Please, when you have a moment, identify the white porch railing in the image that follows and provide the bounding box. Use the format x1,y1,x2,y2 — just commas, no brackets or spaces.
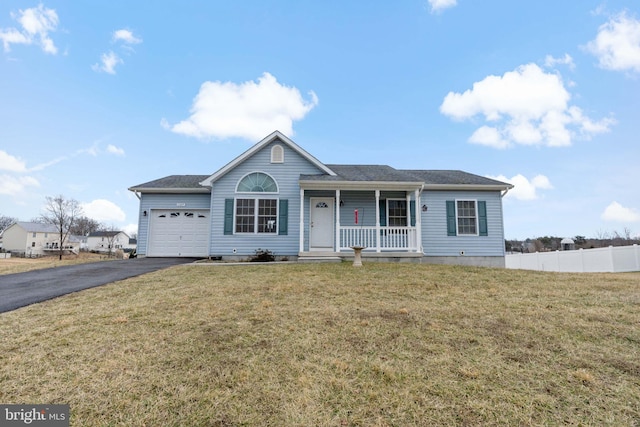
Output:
339,226,418,252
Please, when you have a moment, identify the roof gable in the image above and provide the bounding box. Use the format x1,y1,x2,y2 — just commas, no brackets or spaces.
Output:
200,130,336,187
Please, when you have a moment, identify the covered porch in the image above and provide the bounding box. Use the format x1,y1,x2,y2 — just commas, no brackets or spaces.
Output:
297,171,424,260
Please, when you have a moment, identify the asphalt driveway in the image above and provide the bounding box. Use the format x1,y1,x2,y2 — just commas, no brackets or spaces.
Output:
0,257,199,313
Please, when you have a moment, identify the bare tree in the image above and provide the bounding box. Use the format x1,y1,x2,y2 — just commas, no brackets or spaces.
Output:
0,214,18,233
41,195,83,260
101,225,120,258
70,216,103,236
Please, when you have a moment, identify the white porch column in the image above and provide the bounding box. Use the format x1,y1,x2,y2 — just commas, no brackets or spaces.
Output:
299,188,305,253
414,189,422,253
335,189,341,252
375,190,381,253
405,192,412,251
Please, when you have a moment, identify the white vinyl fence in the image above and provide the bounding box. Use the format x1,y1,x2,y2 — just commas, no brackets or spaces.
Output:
506,245,640,273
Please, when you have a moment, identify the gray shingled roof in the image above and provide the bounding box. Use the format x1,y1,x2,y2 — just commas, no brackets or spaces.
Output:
301,165,422,182
88,231,126,238
403,170,510,186
15,222,59,233
132,167,511,192
129,175,210,190
301,165,511,187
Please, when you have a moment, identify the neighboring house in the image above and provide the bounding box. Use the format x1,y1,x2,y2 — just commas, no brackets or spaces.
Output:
129,131,513,267
1,222,80,256
126,238,137,252
86,231,132,253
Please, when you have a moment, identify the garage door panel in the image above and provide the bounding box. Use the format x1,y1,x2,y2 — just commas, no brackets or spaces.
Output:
148,210,209,257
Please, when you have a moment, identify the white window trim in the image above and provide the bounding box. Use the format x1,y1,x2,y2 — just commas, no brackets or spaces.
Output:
235,171,279,194
234,197,280,235
455,199,479,236
386,198,408,227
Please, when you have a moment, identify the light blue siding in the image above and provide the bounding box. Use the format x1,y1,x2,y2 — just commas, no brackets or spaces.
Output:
137,193,211,255
421,190,505,257
209,139,325,256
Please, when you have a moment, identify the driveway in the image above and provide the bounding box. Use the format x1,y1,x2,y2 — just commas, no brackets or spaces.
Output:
0,257,199,313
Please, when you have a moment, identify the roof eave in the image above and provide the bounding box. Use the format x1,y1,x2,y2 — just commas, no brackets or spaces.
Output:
299,180,424,191
423,184,514,191
127,187,211,194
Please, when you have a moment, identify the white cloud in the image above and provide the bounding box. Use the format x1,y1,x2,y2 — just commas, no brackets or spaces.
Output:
601,201,640,222
0,150,27,172
0,4,59,54
469,126,509,149
428,0,457,13
544,53,575,70
92,51,122,74
487,174,553,201
167,72,319,141
81,199,126,222
93,29,142,74
113,29,142,45
586,12,640,73
106,144,125,156
0,174,39,195
440,63,614,148
122,223,138,237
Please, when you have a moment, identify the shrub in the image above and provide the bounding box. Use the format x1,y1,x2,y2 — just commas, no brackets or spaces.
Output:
250,248,275,262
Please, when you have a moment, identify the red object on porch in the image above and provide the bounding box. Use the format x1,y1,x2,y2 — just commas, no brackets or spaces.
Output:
354,209,358,224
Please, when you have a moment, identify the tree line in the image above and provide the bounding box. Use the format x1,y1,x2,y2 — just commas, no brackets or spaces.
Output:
506,228,640,253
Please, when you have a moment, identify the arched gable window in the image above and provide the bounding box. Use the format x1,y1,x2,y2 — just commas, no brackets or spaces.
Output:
236,172,278,193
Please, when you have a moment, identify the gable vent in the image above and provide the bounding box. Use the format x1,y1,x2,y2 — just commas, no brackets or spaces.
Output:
271,144,284,163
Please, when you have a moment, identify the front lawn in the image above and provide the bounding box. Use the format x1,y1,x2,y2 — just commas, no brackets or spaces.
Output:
0,253,110,275
0,263,638,426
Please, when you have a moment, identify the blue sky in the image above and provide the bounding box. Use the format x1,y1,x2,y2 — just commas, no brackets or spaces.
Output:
1,0,639,239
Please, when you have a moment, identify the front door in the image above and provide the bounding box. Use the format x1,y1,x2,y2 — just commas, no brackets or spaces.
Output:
310,197,334,251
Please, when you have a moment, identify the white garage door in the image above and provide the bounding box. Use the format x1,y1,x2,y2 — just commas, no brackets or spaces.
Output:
148,209,210,257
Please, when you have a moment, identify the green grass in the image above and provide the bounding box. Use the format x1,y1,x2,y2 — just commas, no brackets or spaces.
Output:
1,263,639,426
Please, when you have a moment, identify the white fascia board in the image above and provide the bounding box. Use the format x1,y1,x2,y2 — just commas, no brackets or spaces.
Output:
423,184,514,191
200,131,336,187
299,180,424,191
127,187,211,194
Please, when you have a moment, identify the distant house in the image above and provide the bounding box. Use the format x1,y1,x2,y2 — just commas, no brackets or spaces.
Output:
129,131,513,266
1,222,80,256
86,231,132,253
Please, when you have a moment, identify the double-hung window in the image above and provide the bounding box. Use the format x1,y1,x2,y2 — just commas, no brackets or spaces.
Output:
387,199,408,227
456,200,477,235
446,199,488,236
235,198,277,234
233,172,279,234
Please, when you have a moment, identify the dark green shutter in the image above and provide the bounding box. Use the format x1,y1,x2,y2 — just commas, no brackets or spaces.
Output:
278,199,288,235
410,200,416,227
478,201,488,236
378,199,386,226
446,200,456,236
224,199,234,235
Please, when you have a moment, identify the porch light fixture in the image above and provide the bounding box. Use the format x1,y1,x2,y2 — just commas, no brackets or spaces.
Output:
340,199,344,207
422,205,428,212
143,210,147,216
